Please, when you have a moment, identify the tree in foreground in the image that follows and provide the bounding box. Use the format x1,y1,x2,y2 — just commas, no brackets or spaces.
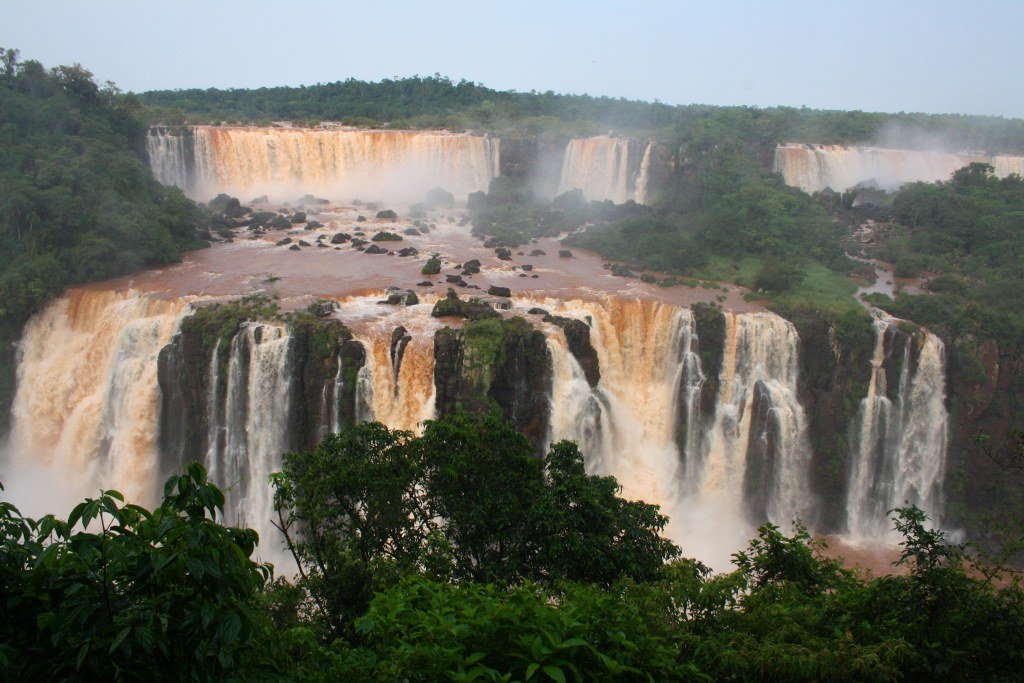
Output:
272,412,681,634
0,464,278,681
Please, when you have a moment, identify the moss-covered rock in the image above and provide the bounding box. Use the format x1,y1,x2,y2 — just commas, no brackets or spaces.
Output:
433,316,552,448
431,289,501,321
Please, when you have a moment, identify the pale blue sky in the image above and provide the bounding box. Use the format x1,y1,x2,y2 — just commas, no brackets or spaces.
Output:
2,0,1022,117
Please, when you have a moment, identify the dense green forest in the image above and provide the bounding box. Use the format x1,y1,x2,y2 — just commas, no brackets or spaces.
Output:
0,48,212,333
0,48,223,430
3,414,1023,681
138,75,1024,153
866,163,1024,346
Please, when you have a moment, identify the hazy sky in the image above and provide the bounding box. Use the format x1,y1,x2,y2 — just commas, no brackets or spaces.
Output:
3,0,1023,118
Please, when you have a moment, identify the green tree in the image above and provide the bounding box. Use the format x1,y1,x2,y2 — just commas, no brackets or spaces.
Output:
0,464,279,681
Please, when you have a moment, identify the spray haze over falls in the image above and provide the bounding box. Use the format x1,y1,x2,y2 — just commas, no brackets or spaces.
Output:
1,124,973,572
148,126,1024,204
4,285,950,570
146,126,653,204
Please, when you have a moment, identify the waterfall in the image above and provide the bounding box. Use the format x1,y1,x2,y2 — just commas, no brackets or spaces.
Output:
634,142,654,205
672,312,814,567
214,323,292,562
352,316,437,433
846,318,949,538
146,128,192,192
205,338,223,467
556,137,650,203
544,299,696,535
171,126,501,202
774,143,1024,193
3,290,187,512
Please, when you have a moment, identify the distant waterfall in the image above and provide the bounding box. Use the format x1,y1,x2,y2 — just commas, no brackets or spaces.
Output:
149,126,502,202
146,127,193,192
846,318,949,538
557,137,652,203
774,143,1024,193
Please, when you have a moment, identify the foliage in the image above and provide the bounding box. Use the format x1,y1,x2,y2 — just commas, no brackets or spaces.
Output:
137,75,1024,153
0,48,211,334
421,255,441,274
272,414,679,634
0,465,278,681
873,163,1024,346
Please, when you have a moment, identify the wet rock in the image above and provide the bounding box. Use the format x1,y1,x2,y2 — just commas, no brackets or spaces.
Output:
330,232,351,244
364,244,389,255
397,247,419,257
381,289,419,306
530,274,539,278
610,264,635,277
298,240,312,247
495,247,512,260
530,249,546,256
544,316,600,387
431,288,500,321
463,259,481,275
404,227,421,236
487,285,512,298
312,301,337,317
351,238,368,247
277,237,292,246
417,280,434,287
558,249,573,258
521,264,533,271
289,244,301,251
317,242,329,248
446,274,466,284
527,308,549,316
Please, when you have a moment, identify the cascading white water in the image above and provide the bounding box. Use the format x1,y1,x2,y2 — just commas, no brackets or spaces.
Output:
350,310,437,433
679,312,814,566
2,290,188,513
556,137,651,203
544,300,697,540
774,143,1024,193
846,318,949,538
157,126,502,202
214,323,292,563
146,128,192,191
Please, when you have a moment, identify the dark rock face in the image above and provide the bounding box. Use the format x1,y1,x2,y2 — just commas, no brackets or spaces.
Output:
558,249,573,258
330,232,350,244
365,244,389,255
157,312,366,478
790,310,874,532
543,315,600,388
431,289,501,321
463,259,481,275
946,338,1024,542
742,381,777,524
432,318,553,449
487,285,512,298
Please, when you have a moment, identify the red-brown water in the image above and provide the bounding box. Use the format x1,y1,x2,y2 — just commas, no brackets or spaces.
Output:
86,205,762,313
